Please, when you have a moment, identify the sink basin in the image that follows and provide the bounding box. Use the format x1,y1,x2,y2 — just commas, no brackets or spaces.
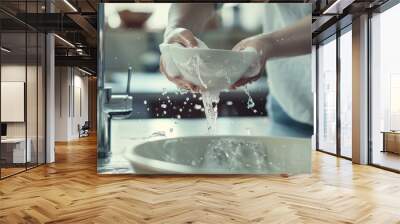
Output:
125,136,311,174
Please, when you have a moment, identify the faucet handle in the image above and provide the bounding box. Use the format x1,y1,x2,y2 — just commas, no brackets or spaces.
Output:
127,66,133,95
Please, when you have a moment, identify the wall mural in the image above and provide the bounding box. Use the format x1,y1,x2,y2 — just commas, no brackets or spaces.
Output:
97,3,313,175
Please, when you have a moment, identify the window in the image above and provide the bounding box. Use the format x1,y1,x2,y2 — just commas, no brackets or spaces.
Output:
317,36,337,154
370,3,400,171
339,28,352,158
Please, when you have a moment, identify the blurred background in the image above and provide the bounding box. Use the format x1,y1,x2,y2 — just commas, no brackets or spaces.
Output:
103,3,269,119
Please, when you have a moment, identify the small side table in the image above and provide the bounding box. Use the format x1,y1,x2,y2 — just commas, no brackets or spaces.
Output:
0,138,32,164
381,131,400,154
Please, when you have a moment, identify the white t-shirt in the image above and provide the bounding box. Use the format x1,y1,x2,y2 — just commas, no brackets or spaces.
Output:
263,3,313,125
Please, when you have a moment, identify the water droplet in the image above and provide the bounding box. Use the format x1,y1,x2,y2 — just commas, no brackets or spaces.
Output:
247,100,255,109
186,97,189,101
143,100,147,105
161,104,167,109
194,104,202,110
161,88,167,95
179,108,183,112
183,101,187,105
177,115,181,119
226,101,233,106
163,111,167,115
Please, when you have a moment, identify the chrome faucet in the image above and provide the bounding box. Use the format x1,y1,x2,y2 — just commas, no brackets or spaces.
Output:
98,67,134,159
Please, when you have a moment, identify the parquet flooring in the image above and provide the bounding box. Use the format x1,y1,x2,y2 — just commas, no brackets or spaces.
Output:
1,135,400,223
0,167,26,178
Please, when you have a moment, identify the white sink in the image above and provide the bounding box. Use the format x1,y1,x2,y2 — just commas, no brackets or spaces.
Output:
125,136,311,174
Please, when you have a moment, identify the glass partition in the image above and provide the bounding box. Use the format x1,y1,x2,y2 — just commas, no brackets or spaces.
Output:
0,1,46,179
0,30,28,178
27,30,38,169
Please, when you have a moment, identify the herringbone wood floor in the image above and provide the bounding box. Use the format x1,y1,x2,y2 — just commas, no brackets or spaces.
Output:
1,135,400,224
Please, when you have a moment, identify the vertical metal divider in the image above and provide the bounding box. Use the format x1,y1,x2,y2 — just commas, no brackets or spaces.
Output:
336,27,341,157
68,70,71,118
80,88,82,117
36,0,39,168
367,11,373,165
73,68,75,118
25,0,28,171
44,0,47,164
60,68,62,117
315,44,320,151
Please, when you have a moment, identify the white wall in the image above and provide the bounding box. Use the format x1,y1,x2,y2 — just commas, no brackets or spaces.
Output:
55,67,89,141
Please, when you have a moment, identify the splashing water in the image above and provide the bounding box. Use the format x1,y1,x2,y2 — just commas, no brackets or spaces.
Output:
176,53,256,134
243,86,255,109
201,90,220,134
188,55,221,134
160,138,269,172
203,138,268,171
162,88,168,96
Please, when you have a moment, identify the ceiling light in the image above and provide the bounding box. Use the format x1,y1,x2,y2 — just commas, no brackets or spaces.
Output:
323,0,354,15
63,0,78,12
78,67,92,76
54,34,75,48
1,47,11,53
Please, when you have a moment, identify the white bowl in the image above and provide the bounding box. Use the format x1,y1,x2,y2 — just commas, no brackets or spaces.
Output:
160,43,260,91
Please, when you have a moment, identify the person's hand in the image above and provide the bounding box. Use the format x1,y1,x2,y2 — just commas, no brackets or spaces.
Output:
160,28,202,92
164,27,199,48
230,34,270,89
